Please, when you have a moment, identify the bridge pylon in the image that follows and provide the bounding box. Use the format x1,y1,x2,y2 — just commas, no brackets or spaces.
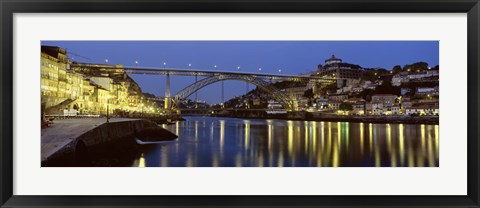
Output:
164,72,172,110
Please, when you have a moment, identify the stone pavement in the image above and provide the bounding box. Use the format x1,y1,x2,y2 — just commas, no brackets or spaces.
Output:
41,118,139,162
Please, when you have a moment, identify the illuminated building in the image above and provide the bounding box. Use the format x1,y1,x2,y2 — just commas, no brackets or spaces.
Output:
352,101,366,115
316,55,364,88
405,105,439,116
285,86,307,100
371,94,397,107
41,46,161,116
41,46,68,111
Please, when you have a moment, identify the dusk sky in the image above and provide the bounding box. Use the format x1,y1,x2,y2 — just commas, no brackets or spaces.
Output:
41,41,439,104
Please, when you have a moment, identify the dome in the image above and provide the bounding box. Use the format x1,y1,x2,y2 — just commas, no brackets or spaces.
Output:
325,54,342,64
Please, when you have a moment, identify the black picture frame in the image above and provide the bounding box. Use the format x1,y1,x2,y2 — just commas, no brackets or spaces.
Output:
1,0,479,207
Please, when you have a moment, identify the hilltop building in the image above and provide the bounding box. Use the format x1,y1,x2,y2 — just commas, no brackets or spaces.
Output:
316,55,364,88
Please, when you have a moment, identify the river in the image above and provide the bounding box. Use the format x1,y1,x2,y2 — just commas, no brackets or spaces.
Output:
131,116,439,167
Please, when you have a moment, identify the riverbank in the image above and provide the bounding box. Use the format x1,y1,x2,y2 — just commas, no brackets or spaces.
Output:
215,111,438,125
41,118,177,167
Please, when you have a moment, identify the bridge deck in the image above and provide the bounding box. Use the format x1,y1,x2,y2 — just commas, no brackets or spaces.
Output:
70,63,336,82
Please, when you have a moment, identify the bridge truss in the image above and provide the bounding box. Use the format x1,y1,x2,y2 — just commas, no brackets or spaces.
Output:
173,74,295,110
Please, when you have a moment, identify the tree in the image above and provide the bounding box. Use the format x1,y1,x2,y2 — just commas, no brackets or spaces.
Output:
318,83,337,96
375,81,401,96
224,98,240,108
358,89,375,102
403,62,429,72
143,92,156,98
339,102,353,111
392,65,402,74
363,68,387,81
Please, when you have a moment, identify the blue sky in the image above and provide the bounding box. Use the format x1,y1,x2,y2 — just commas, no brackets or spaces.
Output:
42,41,439,104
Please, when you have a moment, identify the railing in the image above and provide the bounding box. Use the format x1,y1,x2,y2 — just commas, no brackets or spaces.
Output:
45,114,101,120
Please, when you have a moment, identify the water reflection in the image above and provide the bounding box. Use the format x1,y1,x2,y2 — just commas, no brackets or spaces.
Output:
132,117,439,167
132,153,146,167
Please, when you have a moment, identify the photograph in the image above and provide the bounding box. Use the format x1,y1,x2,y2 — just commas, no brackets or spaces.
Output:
3,0,478,206
40,41,439,167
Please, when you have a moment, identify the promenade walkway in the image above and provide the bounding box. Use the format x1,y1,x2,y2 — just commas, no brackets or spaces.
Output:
41,118,138,162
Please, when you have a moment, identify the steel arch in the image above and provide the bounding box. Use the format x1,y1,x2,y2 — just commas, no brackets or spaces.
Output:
173,74,294,110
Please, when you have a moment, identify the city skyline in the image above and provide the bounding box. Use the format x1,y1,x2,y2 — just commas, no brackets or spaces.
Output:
40,41,440,167
41,41,439,104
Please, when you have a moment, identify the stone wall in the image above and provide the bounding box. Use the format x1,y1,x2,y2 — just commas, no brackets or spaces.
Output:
43,119,160,165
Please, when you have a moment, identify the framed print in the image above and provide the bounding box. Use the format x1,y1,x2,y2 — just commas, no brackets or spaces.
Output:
1,0,479,207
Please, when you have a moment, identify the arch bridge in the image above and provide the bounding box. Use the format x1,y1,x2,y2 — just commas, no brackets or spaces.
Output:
173,73,294,110
70,63,336,111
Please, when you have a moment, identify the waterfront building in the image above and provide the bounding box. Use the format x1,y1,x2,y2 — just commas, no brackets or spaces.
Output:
353,101,366,115
316,98,329,110
345,97,365,104
328,94,348,102
400,97,413,113
391,104,401,115
365,103,372,114
252,98,261,106
93,85,110,114
298,98,309,108
408,70,439,80
266,100,287,114
337,86,352,94
267,100,283,109
75,78,95,114
351,87,364,93
416,87,439,96
371,94,398,108
41,46,162,116
328,101,341,110
364,83,377,90
105,81,128,113
66,71,84,100
41,46,69,111
285,86,308,100
391,74,409,86
90,76,113,91
405,105,439,116
371,102,384,115
382,104,401,115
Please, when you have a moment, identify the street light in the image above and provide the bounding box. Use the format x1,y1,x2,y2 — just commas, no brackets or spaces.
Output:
163,62,166,69
105,58,109,63
278,69,282,74
259,68,262,71
214,65,217,70
106,95,111,123
188,63,192,69
237,66,241,70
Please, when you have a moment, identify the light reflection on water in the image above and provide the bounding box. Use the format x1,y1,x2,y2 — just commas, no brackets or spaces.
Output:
131,116,439,167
